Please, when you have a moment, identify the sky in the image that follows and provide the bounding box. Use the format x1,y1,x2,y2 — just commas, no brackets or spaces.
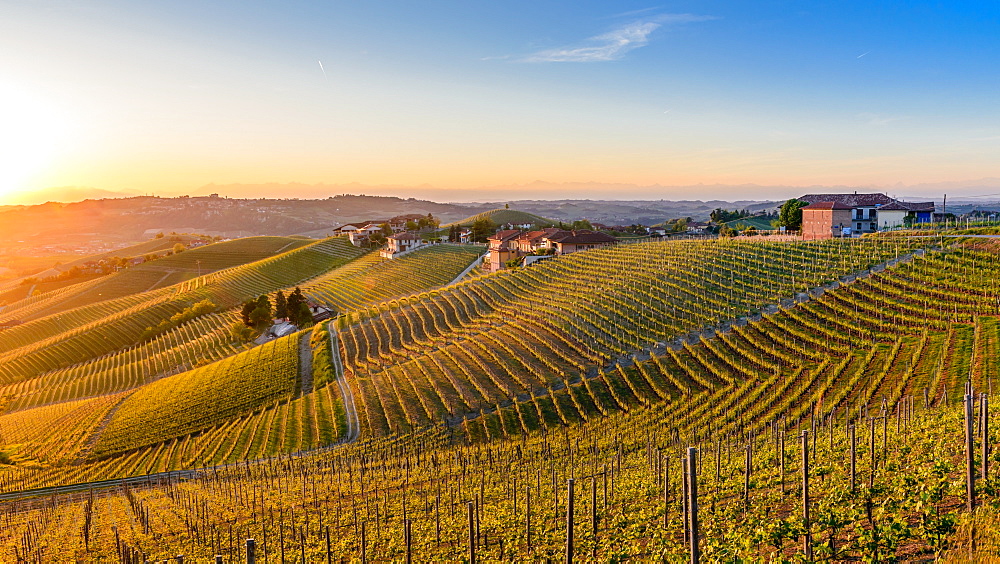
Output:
1,0,999,204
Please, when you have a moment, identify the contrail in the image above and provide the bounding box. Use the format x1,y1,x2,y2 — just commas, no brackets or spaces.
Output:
318,60,327,78
856,51,870,59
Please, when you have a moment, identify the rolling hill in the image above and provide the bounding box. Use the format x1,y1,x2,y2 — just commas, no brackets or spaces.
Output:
443,208,554,228
2,234,1000,561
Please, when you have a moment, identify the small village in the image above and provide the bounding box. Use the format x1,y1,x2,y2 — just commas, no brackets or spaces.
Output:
329,192,958,275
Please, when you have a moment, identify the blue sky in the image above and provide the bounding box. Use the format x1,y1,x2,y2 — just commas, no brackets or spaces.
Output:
1,0,999,202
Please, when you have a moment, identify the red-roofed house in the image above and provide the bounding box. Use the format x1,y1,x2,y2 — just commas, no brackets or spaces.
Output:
798,193,936,237
487,228,617,270
545,230,617,254
486,230,523,271
801,202,852,240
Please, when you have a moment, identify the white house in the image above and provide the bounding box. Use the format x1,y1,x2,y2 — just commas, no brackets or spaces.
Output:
380,232,425,259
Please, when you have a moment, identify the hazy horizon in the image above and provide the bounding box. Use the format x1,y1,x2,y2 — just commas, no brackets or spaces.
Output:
5,178,1000,208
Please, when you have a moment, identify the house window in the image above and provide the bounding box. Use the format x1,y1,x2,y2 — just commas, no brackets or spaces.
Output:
856,223,862,230
870,222,876,231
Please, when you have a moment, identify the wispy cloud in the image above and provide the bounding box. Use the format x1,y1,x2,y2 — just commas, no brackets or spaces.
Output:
520,14,713,63
858,113,908,126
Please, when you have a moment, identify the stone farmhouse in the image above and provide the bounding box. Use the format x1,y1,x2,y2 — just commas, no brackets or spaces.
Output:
800,193,935,240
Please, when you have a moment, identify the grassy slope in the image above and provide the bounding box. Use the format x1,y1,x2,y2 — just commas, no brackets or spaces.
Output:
442,208,553,228
91,332,303,457
0,236,365,386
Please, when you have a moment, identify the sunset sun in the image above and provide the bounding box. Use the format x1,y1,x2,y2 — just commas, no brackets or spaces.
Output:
0,84,72,202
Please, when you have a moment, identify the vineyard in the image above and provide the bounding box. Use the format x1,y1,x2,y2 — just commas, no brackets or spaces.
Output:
0,242,484,473
442,208,553,228
0,384,996,561
2,235,1000,559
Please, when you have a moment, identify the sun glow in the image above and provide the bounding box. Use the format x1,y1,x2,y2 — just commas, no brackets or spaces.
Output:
0,83,73,202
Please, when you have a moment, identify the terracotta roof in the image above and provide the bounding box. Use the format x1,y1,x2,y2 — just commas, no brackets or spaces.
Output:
388,231,421,240
518,230,550,243
878,201,935,212
802,201,852,210
487,229,522,242
548,230,617,244
798,193,895,207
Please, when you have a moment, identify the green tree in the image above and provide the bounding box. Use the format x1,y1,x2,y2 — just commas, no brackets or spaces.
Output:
249,306,271,329
274,290,288,319
405,219,419,231
172,243,186,254
380,223,393,236
287,287,311,326
470,218,497,242
240,300,256,327
571,219,593,230
777,199,808,230
249,295,272,329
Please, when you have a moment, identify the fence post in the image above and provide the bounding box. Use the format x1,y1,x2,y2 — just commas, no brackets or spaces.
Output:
468,502,476,564
849,425,856,492
361,522,367,564
404,518,412,564
966,394,976,511
565,478,575,564
802,430,812,560
526,486,532,551
982,394,990,482
663,454,670,528
246,538,257,564
780,431,786,494
687,447,700,564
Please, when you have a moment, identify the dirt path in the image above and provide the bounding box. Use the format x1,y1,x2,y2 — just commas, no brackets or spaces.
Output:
328,320,360,443
298,332,313,396
74,392,135,464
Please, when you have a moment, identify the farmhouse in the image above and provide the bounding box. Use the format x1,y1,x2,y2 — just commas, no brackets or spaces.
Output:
799,193,935,239
380,231,426,259
487,228,617,271
309,304,336,322
801,202,852,240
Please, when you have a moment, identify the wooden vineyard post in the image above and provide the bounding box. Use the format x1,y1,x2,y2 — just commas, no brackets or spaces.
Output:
780,431,786,495
687,447,700,564
682,454,689,539
566,478,575,564
404,518,412,564
982,394,990,482
361,522,368,564
326,526,332,564
591,474,598,559
715,438,721,482
663,454,670,528
468,502,476,564
849,425,857,493
743,444,751,510
868,419,876,489
245,539,255,564
801,430,812,560
966,394,976,511
526,486,532,552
